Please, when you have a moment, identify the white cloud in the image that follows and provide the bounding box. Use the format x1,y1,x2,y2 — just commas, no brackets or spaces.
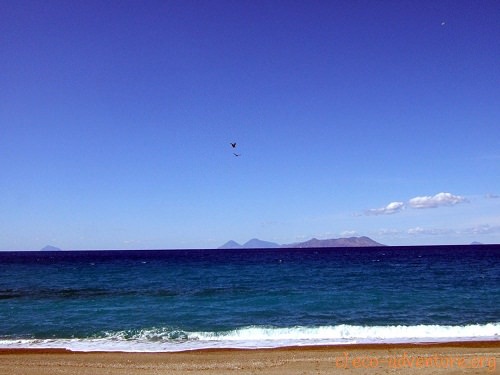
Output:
340,230,358,237
365,192,468,217
316,232,336,239
407,227,425,235
373,222,500,245
366,201,405,215
408,192,468,209
379,224,500,237
407,227,454,236
377,228,404,236
462,224,500,235
485,193,499,199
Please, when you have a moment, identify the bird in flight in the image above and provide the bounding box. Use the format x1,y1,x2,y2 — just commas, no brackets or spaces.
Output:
233,153,241,157
230,142,237,148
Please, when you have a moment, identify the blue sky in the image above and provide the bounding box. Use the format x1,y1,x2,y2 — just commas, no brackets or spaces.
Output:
1,0,499,250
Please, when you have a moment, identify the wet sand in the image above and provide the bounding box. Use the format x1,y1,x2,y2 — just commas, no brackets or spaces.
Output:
0,341,498,374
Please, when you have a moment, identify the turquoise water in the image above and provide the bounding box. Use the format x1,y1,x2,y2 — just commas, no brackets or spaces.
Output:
0,245,498,351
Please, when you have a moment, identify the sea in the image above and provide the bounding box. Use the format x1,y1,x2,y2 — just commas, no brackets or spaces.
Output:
0,245,498,352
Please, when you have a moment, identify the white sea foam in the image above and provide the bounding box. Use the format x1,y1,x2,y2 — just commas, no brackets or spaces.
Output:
0,324,498,352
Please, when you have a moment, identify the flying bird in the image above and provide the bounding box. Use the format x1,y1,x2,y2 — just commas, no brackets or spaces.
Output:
233,153,241,157
230,142,237,148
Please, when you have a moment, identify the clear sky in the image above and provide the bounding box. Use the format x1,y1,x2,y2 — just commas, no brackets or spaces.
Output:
1,0,499,250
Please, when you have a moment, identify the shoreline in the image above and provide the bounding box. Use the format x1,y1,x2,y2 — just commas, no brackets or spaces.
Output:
1,339,499,353
1,341,498,374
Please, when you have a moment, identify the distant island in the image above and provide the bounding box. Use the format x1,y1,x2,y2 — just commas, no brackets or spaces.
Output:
283,236,385,248
40,245,62,251
219,239,280,249
219,236,384,249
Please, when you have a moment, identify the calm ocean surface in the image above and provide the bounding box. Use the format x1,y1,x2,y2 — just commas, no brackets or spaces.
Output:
0,245,498,351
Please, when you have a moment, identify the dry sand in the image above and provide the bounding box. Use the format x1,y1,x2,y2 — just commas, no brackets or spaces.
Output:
0,341,498,375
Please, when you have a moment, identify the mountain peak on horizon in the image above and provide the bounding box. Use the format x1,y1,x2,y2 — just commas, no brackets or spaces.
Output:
218,240,242,249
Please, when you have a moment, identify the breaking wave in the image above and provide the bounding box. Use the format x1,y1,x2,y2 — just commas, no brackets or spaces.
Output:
1,323,498,352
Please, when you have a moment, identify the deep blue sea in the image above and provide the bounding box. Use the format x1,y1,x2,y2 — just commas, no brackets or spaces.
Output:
0,245,499,351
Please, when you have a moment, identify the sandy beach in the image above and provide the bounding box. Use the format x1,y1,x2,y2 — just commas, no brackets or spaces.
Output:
0,341,498,375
